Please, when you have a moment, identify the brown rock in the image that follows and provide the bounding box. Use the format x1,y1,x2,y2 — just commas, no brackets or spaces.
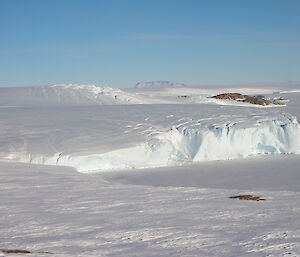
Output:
230,194,265,201
1,249,31,254
209,93,283,106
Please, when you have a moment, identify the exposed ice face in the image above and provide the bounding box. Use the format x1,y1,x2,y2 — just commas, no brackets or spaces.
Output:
153,113,300,163
1,104,299,172
60,111,300,172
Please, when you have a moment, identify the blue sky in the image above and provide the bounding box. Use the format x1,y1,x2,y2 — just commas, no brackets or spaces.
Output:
0,0,299,88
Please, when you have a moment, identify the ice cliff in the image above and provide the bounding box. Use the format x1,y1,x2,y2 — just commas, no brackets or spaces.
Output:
1,100,300,172
153,113,300,163
22,111,300,172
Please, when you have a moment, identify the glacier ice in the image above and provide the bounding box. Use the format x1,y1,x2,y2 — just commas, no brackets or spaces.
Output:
20,112,300,172
153,113,300,163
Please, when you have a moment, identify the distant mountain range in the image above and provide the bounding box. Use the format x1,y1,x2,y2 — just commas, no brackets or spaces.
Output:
135,81,187,89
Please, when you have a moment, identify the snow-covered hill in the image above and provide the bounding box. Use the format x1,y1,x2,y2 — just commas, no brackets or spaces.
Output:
0,84,147,106
135,81,187,89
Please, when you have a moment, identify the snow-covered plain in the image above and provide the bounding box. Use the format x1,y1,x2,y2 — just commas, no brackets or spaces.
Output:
0,84,300,256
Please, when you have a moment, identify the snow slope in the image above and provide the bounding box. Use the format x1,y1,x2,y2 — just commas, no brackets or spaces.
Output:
0,84,148,106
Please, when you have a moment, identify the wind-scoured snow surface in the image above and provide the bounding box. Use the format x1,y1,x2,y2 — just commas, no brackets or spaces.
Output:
0,104,299,172
1,161,300,257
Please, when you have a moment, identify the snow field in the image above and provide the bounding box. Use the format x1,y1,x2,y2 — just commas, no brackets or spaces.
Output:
0,162,299,257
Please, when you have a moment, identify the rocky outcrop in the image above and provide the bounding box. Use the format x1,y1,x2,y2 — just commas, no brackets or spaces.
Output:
229,195,265,201
209,93,283,106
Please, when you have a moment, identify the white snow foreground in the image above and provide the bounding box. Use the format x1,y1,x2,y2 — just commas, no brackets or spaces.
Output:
1,104,300,172
1,162,299,257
